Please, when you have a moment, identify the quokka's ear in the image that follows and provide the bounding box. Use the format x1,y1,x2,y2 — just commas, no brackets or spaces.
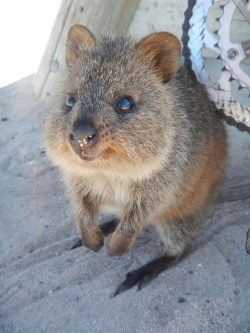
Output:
138,32,181,82
65,25,95,67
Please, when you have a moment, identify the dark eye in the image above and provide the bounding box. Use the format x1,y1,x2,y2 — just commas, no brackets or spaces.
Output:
66,95,76,108
115,96,135,113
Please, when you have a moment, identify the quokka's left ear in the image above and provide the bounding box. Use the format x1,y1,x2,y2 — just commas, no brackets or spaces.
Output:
65,25,95,67
138,32,181,82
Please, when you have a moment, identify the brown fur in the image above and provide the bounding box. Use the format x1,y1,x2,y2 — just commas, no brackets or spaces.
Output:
138,32,181,82
43,25,227,261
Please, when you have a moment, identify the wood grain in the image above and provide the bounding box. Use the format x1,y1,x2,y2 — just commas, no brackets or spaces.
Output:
33,0,140,102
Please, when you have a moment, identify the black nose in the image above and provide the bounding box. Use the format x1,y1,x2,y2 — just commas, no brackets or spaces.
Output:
69,122,98,147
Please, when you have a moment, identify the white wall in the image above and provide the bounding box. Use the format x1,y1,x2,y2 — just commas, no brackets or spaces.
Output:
0,0,61,88
128,0,185,39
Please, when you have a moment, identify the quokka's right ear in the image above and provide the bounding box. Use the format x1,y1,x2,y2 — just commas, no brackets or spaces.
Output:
65,25,95,67
138,32,181,82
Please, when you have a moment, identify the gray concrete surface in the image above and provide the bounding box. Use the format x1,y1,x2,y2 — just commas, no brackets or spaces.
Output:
0,75,249,333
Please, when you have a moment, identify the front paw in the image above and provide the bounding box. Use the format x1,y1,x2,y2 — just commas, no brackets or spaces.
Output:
80,227,104,252
107,231,136,256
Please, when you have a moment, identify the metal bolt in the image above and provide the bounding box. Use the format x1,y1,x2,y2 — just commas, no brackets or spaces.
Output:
227,48,239,60
50,60,60,73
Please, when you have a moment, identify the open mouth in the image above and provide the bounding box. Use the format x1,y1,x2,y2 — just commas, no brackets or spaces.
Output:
78,152,98,161
70,144,100,162
68,139,103,162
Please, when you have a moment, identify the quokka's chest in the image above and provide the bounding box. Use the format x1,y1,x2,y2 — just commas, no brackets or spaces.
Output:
86,175,132,209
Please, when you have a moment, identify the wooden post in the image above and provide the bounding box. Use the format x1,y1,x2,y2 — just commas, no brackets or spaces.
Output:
33,0,140,102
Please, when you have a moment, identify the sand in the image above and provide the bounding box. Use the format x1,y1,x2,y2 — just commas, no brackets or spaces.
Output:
0,75,250,333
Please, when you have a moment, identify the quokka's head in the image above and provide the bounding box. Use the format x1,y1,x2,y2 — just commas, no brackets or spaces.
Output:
43,25,181,179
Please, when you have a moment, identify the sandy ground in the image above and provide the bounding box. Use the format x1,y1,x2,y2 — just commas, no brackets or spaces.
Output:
0,75,250,333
